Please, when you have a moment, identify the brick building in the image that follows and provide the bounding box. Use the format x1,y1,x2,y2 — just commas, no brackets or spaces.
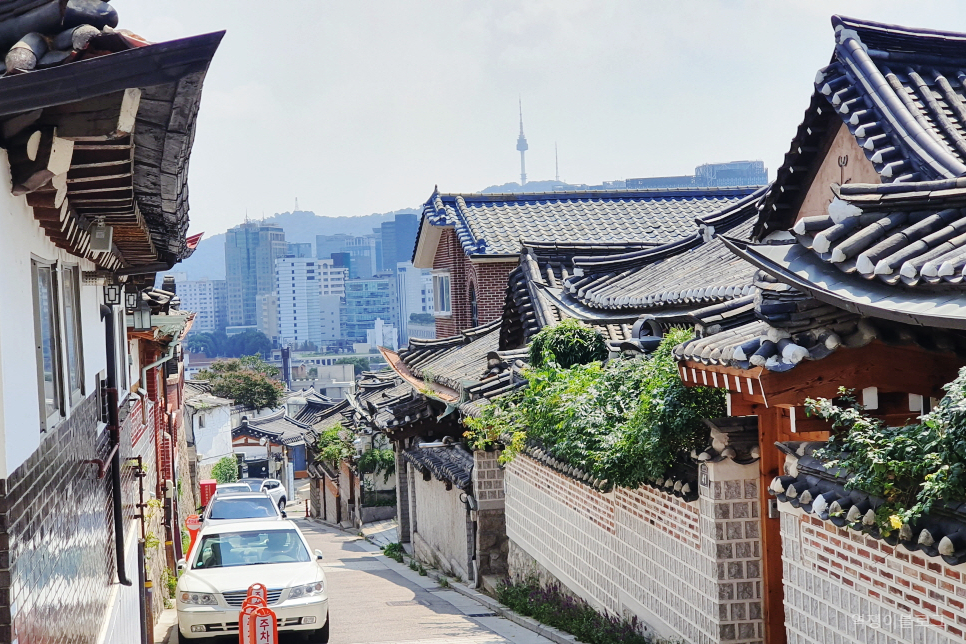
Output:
412,187,762,338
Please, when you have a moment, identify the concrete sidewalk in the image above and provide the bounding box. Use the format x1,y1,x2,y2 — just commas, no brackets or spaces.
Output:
153,609,177,644
360,518,398,548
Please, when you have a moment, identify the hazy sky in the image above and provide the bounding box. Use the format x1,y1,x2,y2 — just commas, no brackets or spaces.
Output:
113,1,966,236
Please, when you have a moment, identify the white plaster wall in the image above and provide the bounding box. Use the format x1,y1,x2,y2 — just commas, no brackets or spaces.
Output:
194,406,233,464
0,150,105,477
412,475,470,579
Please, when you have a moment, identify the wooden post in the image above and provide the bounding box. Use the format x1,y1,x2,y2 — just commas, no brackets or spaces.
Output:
759,406,788,644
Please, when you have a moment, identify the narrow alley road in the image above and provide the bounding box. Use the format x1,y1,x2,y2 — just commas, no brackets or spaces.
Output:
296,519,553,644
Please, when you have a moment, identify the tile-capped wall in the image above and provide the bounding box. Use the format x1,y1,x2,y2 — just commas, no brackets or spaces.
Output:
505,453,765,644
780,505,966,644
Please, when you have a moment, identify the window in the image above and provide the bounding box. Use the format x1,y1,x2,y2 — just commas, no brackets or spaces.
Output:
432,273,451,316
469,283,478,327
32,259,63,430
198,414,205,429
61,265,84,402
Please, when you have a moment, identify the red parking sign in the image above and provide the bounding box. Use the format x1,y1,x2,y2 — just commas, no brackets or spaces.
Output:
249,607,278,644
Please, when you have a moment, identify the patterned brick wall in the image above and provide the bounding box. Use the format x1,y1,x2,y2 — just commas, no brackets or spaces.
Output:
505,454,765,643
432,228,515,337
473,450,508,576
780,505,966,644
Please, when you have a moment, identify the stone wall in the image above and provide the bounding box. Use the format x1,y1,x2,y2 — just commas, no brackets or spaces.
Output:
779,505,966,644
473,450,508,577
505,454,765,644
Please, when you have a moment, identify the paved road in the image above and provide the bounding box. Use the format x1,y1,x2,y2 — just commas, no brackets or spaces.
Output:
296,519,553,644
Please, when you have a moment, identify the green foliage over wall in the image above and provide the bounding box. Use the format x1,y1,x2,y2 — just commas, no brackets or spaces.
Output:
527,318,609,369
197,355,284,410
211,456,239,484
465,328,724,489
336,356,371,376
315,427,354,464
358,448,396,483
185,330,272,358
807,370,966,533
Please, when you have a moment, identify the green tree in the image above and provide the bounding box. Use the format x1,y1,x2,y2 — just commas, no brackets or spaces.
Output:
409,312,435,325
336,356,370,376
211,456,238,483
224,330,272,358
197,356,283,410
185,331,228,357
528,319,609,369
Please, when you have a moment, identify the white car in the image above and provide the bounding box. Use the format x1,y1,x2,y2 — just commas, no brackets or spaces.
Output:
237,478,288,511
176,520,328,642
212,483,251,497
201,492,284,526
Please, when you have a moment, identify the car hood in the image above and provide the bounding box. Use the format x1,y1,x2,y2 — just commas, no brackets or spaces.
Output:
180,562,322,594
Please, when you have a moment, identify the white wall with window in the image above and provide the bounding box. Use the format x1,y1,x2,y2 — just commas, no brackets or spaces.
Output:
432,271,451,317
0,151,108,477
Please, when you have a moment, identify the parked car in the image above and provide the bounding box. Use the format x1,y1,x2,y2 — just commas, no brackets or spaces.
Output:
237,477,288,511
176,520,328,642
201,492,284,526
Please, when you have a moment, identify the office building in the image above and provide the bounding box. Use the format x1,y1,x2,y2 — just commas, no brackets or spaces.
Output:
256,293,279,344
173,277,227,333
287,242,313,258
276,256,322,347
225,222,287,326
316,234,377,278
318,258,346,297
320,294,342,341
316,234,350,261
366,318,398,351
343,276,392,343
395,262,433,344
379,213,419,273
626,160,768,190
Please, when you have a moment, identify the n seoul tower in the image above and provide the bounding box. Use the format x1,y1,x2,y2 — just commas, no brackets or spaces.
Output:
516,99,528,185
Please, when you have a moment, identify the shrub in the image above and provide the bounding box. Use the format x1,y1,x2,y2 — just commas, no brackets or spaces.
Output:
528,319,608,368
807,370,966,533
358,447,396,483
211,456,238,484
498,577,652,644
382,542,404,563
465,329,723,488
315,427,354,463
197,356,283,410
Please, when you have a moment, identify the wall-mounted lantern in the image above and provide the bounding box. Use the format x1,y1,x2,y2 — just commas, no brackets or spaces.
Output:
103,284,121,306
132,301,153,332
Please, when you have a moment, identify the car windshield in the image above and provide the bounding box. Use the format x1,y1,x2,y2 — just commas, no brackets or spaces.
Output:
192,529,310,569
239,480,263,492
208,497,277,520
215,484,249,495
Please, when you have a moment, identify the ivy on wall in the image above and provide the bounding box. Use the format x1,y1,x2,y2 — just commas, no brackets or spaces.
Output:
464,327,724,489
807,371,966,533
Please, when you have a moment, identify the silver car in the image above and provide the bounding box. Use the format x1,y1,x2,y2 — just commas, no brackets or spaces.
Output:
202,492,284,526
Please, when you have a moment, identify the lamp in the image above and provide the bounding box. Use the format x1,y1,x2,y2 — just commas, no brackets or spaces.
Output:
125,291,139,311
90,219,113,252
132,301,152,332
103,284,121,306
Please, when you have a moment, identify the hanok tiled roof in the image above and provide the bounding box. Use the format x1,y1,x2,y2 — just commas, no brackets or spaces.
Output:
232,411,312,446
0,2,222,271
303,400,352,445
398,319,501,392
770,441,966,565
565,187,766,312
791,181,966,287
401,440,474,490
675,271,966,372
415,186,762,261
757,15,966,239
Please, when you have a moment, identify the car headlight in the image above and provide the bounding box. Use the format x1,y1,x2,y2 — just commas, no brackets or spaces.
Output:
180,592,218,606
288,582,324,599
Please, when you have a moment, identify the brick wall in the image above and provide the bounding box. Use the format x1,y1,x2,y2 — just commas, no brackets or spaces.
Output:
505,454,765,643
432,228,515,337
780,505,966,644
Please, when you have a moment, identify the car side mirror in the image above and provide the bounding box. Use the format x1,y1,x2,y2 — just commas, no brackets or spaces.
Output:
315,549,324,561
281,511,287,519
177,558,187,574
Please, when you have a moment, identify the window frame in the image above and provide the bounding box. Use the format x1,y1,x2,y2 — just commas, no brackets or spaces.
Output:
432,271,452,317
60,263,86,404
31,257,64,432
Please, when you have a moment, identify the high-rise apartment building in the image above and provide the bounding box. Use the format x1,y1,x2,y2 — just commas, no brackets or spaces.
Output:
225,222,287,326
343,276,392,343
276,256,322,346
318,258,346,297
173,277,228,333
320,295,341,341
